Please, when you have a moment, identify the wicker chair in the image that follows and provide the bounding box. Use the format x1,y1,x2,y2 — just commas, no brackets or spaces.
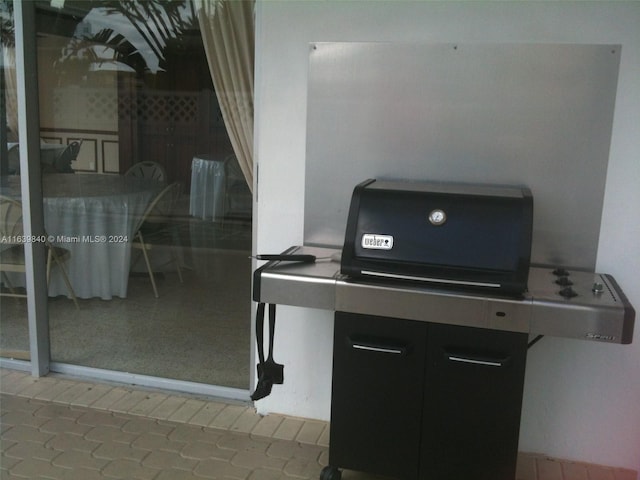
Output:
130,183,183,297
124,161,167,184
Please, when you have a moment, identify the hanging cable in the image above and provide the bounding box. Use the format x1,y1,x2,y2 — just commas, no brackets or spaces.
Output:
528,335,544,349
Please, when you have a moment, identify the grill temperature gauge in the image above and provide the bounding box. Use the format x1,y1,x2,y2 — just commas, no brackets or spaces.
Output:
428,209,447,226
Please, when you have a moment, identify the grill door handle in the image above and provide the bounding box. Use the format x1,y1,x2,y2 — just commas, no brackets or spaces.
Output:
350,338,407,356
445,351,510,367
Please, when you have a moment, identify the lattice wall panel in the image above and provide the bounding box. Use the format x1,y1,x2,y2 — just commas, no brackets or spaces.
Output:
118,92,200,124
50,88,118,130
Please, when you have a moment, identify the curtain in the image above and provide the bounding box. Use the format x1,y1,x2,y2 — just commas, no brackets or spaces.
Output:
194,0,255,192
2,46,18,142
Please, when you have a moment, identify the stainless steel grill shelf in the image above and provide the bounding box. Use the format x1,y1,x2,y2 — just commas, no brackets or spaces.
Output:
254,246,634,344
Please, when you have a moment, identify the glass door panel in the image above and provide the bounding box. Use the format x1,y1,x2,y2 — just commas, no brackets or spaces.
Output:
1,2,30,362
31,0,251,389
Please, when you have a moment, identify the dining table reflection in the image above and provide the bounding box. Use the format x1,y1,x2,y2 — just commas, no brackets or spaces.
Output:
1,174,163,299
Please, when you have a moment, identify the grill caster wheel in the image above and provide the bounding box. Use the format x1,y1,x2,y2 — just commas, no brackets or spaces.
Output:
320,466,342,480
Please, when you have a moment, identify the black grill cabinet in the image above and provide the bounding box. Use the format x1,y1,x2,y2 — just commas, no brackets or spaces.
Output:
327,312,528,480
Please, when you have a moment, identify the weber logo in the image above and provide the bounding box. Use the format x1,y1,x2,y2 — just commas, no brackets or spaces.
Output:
586,333,616,341
361,234,394,250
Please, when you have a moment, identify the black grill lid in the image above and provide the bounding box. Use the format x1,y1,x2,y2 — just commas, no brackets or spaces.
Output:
341,179,533,296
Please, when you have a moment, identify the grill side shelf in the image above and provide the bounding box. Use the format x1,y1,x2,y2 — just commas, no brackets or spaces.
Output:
253,249,634,344
252,246,300,302
528,270,635,344
604,274,635,344
253,246,340,310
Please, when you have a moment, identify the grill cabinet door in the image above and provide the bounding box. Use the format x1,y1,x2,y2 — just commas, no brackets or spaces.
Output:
330,312,427,479
420,324,528,480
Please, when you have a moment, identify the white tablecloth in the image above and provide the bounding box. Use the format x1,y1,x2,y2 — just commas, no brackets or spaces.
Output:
2,174,162,299
189,154,227,221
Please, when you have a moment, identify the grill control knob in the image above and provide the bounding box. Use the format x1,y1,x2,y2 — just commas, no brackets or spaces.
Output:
558,287,578,298
553,268,570,277
559,287,578,299
592,282,604,294
555,276,573,286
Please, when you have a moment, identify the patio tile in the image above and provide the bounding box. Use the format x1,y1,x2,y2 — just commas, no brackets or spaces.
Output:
1,369,638,480
101,458,160,480
3,439,60,461
166,398,207,423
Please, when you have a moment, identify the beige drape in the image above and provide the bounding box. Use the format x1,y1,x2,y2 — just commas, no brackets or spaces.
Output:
2,46,19,142
194,0,255,192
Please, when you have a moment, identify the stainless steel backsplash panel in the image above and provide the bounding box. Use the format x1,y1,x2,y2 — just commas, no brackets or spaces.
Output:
304,42,621,270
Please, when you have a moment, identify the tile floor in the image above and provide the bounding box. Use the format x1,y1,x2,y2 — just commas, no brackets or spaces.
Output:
1,368,637,480
1,217,253,389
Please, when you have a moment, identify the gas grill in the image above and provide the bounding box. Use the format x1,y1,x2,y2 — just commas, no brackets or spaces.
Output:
253,178,635,480
341,179,533,296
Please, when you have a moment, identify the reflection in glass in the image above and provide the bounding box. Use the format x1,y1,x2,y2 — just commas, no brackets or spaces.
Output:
2,1,252,389
1,0,32,362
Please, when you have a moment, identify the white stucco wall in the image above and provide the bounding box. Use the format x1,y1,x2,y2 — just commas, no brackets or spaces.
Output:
253,1,640,472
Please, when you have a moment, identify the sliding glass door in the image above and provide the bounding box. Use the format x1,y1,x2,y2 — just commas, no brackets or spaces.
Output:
1,2,30,362
1,0,253,394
